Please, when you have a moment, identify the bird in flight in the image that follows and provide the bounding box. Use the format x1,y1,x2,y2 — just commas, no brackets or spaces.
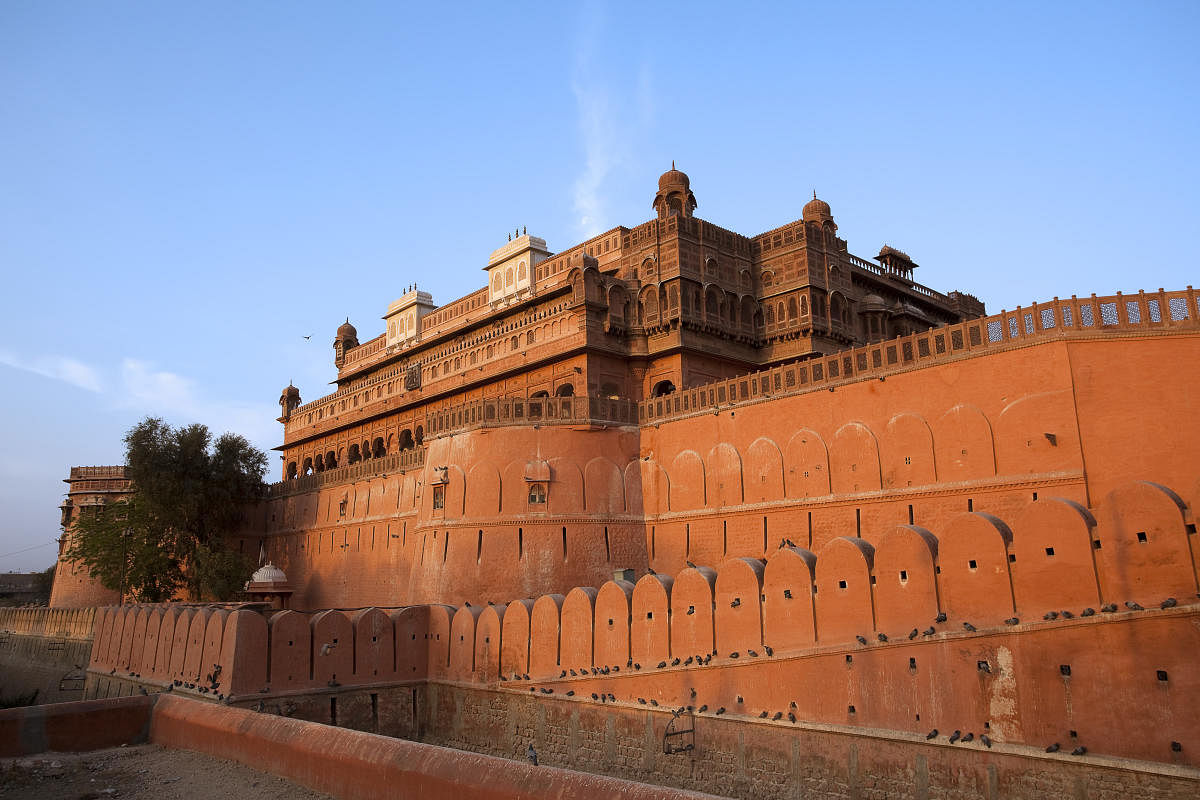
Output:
303,335,312,340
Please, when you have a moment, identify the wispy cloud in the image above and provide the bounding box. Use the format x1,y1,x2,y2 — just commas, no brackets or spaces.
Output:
0,350,277,449
570,3,655,238
114,358,277,447
0,349,104,393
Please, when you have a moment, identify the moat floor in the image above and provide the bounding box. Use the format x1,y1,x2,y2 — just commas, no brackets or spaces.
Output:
0,744,333,800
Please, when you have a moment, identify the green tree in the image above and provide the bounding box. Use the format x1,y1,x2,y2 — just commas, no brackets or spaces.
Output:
65,417,267,602
31,564,57,603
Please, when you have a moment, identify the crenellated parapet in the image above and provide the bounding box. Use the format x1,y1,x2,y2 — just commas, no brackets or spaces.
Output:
86,478,1200,767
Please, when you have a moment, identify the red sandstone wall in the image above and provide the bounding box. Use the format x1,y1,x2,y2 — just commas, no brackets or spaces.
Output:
639,334,1200,577
259,424,646,608
90,479,1200,767
49,536,121,608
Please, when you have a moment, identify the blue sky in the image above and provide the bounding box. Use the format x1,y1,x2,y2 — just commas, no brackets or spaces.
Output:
1,2,1197,571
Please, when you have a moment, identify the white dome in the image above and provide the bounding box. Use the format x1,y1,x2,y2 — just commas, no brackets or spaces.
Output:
250,562,287,584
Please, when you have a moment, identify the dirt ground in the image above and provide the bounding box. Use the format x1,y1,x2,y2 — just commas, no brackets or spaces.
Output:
0,743,334,800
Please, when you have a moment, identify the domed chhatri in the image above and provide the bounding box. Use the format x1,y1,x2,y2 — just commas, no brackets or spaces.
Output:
802,191,833,223
653,161,697,219
336,317,358,341
244,561,293,609
333,317,360,370
250,562,288,584
278,382,302,420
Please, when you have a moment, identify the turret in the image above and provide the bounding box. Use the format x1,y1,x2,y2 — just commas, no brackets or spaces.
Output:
333,318,358,369
652,162,697,219
278,383,301,421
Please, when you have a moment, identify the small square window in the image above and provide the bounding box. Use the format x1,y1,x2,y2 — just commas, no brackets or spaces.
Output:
838,580,847,589
432,485,445,510
1136,531,1148,543
1045,547,1055,557
968,559,978,569
528,482,547,504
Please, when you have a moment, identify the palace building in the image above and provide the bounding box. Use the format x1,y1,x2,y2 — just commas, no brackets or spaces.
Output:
54,169,1200,788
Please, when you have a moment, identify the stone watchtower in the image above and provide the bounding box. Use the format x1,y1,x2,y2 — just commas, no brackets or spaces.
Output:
333,318,359,369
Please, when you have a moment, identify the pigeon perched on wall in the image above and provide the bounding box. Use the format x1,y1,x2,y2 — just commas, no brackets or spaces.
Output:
949,730,961,743
526,744,538,766
926,729,939,740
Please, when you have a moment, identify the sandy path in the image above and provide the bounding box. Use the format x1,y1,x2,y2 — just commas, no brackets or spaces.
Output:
0,743,334,800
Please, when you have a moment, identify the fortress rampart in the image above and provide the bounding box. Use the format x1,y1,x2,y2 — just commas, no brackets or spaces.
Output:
85,473,1200,770
227,286,1200,610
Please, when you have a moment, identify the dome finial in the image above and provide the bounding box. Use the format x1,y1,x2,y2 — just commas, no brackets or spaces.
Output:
672,159,676,170
813,189,817,200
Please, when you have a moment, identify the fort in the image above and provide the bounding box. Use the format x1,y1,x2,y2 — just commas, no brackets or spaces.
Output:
23,168,1200,798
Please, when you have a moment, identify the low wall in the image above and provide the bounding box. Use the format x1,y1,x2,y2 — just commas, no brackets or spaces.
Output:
0,693,721,800
0,695,154,757
0,608,95,704
17,690,1197,800
417,683,1200,800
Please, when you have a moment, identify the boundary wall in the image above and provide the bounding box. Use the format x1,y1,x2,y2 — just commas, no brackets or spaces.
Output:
0,608,95,704
37,684,1200,800
84,477,1200,767
0,694,722,800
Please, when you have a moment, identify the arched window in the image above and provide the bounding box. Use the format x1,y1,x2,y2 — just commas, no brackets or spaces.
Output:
652,379,676,397
643,290,659,320
788,297,798,319
399,429,414,451
348,444,361,465
315,454,325,472
372,437,385,458
286,462,298,480
800,295,809,316
361,440,371,460
505,268,514,287
518,261,527,280
511,335,519,351
492,274,502,292
325,450,337,469
766,304,775,325
415,425,423,445
530,390,550,399
555,383,574,397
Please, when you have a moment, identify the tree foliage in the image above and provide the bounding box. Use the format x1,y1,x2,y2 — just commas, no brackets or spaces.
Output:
65,417,267,602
